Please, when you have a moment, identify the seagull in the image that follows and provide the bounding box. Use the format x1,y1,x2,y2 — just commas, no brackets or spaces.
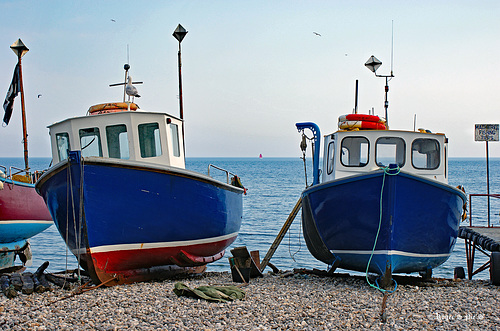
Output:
126,76,140,102
111,19,116,22
313,32,321,36
37,94,42,98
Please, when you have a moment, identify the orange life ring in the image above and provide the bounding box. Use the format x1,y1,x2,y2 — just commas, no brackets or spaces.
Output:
88,102,138,115
339,120,387,130
338,114,385,123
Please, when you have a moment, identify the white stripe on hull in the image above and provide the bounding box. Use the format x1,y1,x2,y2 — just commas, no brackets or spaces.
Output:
0,220,52,224
87,232,239,254
331,249,451,258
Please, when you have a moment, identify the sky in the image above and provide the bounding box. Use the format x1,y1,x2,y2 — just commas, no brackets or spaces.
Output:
0,1,499,158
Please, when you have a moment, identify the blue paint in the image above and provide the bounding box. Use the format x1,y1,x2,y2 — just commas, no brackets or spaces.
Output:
36,151,244,262
302,170,466,275
0,223,53,243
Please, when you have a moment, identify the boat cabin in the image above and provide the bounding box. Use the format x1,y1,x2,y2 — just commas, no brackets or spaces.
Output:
323,129,448,183
48,106,185,169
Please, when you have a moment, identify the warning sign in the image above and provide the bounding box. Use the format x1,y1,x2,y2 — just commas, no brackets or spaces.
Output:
475,124,499,142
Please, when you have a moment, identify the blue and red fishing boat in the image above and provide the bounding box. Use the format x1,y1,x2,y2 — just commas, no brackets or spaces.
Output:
35,63,245,285
295,58,467,286
0,39,52,271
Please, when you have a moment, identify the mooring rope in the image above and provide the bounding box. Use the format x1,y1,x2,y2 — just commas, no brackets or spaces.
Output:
77,155,85,283
288,215,303,262
365,165,400,294
364,165,402,323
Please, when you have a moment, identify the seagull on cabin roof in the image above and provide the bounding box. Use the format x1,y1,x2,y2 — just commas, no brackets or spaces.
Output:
126,76,140,102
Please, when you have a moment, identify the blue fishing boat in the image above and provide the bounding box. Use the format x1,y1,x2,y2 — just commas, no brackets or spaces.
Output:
35,64,245,285
296,120,467,285
296,59,466,286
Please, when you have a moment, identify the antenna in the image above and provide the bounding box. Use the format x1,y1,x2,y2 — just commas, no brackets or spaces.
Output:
127,44,130,64
109,64,143,102
354,80,358,114
390,20,394,76
364,21,395,128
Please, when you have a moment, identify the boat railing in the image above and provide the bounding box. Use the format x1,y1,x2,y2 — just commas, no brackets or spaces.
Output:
0,165,43,184
207,164,238,185
469,193,500,227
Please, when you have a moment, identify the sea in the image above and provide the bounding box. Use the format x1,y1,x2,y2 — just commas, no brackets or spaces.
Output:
1,156,499,280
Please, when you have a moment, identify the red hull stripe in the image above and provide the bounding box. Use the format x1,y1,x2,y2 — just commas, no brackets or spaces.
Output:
90,235,237,271
89,232,239,254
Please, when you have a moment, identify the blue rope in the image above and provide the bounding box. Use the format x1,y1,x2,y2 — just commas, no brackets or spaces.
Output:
365,165,400,294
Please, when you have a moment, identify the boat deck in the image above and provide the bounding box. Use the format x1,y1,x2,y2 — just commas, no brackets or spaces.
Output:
458,226,500,280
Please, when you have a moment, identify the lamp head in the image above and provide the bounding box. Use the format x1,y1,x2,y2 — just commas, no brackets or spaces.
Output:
173,24,188,43
10,39,29,58
365,55,382,74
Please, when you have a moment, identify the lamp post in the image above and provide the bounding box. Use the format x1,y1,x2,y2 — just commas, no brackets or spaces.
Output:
173,24,187,147
365,55,394,129
10,39,29,170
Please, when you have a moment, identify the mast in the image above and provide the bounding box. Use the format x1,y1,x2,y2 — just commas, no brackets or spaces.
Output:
10,39,30,170
173,24,188,152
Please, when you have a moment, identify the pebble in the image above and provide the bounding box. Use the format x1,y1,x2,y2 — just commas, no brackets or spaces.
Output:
0,271,498,330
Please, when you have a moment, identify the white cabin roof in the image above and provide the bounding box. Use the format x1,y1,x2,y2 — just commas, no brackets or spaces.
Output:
48,109,185,169
322,128,448,183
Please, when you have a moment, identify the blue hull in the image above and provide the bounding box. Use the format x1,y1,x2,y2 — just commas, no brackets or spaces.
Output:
36,153,244,284
301,170,466,275
0,222,52,243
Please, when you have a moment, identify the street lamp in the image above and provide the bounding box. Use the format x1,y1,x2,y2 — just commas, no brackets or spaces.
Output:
10,39,30,170
365,55,394,129
173,24,187,147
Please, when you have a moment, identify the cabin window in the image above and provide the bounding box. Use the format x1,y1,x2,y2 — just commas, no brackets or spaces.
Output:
326,141,335,174
376,137,405,167
412,138,440,169
79,128,102,157
170,123,181,157
56,133,70,162
106,124,129,159
341,137,369,167
139,123,162,158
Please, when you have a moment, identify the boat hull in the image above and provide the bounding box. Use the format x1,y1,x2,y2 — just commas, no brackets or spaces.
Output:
301,170,466,276
0,177,52,270
36,153,244,285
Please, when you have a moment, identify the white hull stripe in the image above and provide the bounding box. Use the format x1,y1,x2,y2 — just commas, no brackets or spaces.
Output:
89,232,239,254
0,220,52,224
331,249,451,258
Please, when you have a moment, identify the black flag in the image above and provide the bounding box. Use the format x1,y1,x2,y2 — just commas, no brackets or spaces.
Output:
3,64,20,126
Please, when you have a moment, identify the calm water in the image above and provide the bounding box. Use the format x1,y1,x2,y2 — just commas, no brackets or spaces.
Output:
1,156,498,280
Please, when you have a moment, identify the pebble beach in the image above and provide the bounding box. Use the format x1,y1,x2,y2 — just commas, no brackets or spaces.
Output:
0,271,499,330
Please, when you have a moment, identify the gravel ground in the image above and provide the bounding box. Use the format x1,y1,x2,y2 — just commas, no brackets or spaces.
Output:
0,271,498,330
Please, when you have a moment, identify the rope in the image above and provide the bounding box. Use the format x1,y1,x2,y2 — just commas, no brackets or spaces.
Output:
66,155,85,285
300,133,309,187
77,156,84,283
288,215,303,262
66,161,77,290
365,165,400,294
